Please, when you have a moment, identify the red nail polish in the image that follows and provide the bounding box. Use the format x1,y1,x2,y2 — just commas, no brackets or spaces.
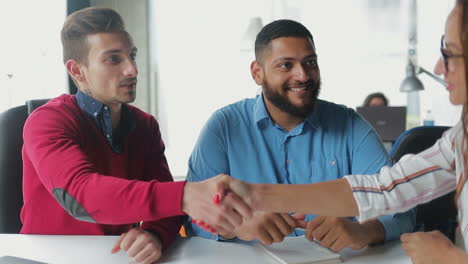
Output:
213,194,220,205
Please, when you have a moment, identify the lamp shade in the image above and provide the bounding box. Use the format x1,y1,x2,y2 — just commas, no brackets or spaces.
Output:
400,75,424,92
400,62,424,92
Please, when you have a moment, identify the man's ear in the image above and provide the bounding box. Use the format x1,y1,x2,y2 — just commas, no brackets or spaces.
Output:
65,59,85,83
250,60,264,85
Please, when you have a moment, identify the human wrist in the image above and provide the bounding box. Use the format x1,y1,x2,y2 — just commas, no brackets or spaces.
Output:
361,219,386,245
182,182,195,214
143,229,162,249
249,183,268,210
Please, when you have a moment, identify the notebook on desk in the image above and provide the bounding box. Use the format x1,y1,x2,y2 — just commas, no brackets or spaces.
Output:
256,236,341,264
356,106,407,142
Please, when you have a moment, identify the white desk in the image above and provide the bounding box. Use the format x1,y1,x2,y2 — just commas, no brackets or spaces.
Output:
0,234,411,263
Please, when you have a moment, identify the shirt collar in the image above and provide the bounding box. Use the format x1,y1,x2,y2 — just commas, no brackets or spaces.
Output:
304,101,320,130
253,93,321,130
75,89,104,117
253,94,270,126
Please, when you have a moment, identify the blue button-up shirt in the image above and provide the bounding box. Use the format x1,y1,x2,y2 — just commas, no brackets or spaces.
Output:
186,94,415,241
75,90,135,153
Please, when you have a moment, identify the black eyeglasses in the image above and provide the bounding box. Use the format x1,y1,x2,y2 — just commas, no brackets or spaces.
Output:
440,35,464,71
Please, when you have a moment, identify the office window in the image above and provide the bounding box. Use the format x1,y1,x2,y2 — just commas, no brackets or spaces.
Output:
0,1,67,112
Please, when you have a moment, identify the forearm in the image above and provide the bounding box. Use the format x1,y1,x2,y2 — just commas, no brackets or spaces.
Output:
251,179,359,217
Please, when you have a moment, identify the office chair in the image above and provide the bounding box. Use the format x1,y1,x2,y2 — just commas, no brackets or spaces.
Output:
0,99,49,233
389,125,457,241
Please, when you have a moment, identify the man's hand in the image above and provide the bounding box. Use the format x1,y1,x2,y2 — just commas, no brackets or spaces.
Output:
111,228,162,264
220,212,307,245
401,231,466,264
305,216,385,252
183,174,253,234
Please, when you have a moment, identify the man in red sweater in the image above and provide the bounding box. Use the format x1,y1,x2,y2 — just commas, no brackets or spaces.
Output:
21,7,251,263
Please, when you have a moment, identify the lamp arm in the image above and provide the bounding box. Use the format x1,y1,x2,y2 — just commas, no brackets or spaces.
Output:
418,67,447,86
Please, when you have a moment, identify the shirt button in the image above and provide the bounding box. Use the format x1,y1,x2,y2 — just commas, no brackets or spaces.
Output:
329,160,336,166
93,112,97,116
107,134,110,138
104,106,108,110
286,160,290,164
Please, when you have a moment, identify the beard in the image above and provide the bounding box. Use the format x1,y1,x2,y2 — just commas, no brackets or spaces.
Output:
263,78,321,118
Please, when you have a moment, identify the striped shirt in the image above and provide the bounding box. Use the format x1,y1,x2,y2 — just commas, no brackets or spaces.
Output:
345,121,468,248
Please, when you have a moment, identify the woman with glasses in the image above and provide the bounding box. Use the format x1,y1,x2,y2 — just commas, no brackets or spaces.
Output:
231,0,468,262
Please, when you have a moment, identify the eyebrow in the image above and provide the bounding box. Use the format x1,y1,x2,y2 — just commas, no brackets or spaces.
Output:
272,54,317,64
102,47,138,56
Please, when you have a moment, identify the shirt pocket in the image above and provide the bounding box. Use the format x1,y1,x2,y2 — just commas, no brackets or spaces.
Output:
303,156,349,184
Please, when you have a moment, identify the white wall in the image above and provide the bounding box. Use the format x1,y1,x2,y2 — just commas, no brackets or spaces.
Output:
151,0,460,177
150,0,270,177
0,1,67,112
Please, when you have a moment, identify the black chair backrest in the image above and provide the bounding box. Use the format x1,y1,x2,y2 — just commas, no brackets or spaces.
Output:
390,125,456,241
0,99,49,233
390,126,451,161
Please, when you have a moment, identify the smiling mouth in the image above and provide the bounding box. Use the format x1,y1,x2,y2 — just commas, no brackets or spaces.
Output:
287,86,308,93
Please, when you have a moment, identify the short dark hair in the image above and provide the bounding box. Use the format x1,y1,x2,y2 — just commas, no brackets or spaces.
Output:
61,7,131,65
254,19,314,62
363,92,389,107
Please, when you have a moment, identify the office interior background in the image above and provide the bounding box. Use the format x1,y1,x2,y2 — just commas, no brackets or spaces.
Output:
0,0,460,178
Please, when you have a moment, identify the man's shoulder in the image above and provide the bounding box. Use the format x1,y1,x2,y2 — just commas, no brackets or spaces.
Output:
219,97,255,113
124,104,160,132
201,97,256,132
212,97,256,120
23,94,83,136
315,99,359,120
29,94,78,118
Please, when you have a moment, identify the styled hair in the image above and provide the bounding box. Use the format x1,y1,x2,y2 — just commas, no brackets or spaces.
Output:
254,19,314,62
61,7,130,65
362,92,389,107
456,0,468,203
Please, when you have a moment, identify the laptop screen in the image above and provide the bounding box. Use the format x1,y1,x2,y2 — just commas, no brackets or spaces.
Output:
356,106,407,142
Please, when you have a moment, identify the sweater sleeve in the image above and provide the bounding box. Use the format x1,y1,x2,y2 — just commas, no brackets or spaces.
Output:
22,103,186,227
140,117,183,250
345,123,459,222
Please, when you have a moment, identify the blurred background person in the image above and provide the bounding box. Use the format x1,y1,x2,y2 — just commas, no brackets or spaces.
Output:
363,92,389,107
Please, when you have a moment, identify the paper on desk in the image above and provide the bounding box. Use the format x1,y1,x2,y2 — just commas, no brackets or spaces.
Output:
256,236,341,264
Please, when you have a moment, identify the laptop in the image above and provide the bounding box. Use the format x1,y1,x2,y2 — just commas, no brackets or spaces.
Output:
356,106,407,142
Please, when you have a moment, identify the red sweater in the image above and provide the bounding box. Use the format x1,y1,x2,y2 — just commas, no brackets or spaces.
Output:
21,94,185,249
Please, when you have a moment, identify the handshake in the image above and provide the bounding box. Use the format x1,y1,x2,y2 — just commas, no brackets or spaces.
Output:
182,175,306,245
182,174,256,235
182,175,374,251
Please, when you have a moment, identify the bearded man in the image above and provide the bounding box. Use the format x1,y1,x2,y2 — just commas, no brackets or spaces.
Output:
185,19,415,252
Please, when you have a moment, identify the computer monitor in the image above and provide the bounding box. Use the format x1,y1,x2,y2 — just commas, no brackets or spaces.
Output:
356,106,407,142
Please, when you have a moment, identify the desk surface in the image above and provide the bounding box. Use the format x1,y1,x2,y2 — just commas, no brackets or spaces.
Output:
0,234,411,264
